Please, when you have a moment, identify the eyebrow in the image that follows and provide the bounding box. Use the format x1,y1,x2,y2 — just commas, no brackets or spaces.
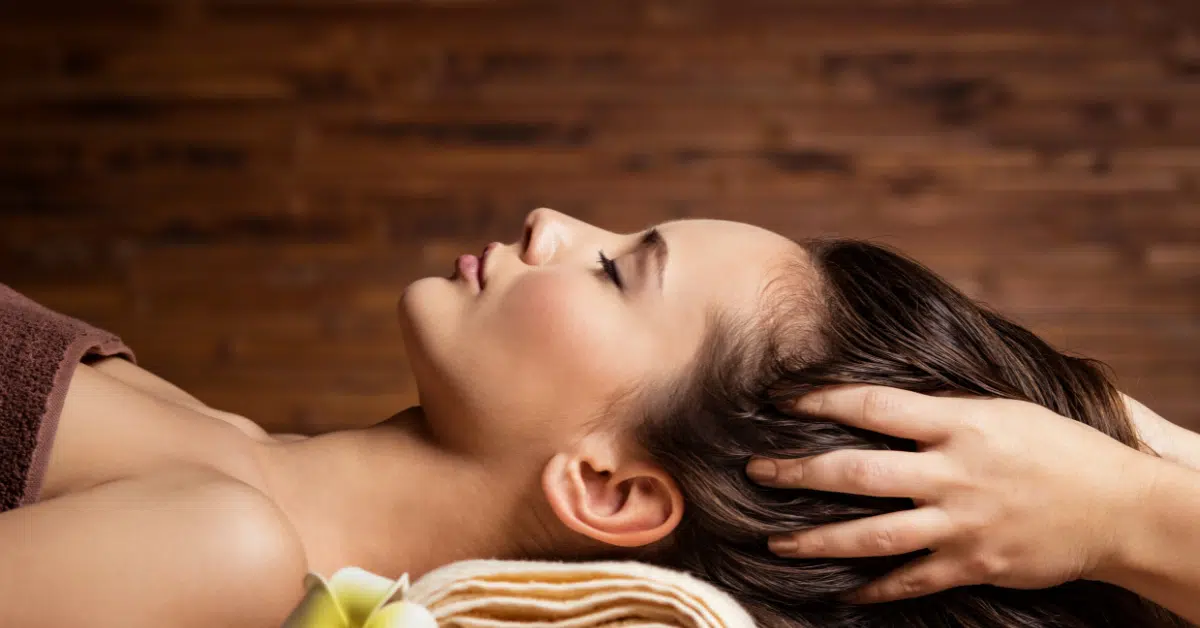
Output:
638,227,668,291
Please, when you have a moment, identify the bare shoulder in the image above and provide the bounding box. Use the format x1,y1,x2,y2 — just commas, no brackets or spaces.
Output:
0,467,309,628
144,470,312,625
171,471,310,578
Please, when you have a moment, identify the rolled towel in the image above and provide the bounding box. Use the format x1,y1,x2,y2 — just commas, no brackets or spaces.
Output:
409,560,754,628
283,560,754,628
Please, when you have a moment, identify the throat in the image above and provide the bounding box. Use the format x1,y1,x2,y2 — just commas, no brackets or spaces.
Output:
258,408,544,579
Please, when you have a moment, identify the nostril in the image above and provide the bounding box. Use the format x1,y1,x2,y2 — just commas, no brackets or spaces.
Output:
522,224,533,253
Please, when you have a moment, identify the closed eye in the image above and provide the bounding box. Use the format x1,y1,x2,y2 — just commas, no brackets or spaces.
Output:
597,251,623,289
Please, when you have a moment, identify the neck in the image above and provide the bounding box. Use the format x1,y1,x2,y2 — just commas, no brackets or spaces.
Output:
257,407,564,580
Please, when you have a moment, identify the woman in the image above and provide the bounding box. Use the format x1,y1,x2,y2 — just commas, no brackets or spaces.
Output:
0,208,1196,627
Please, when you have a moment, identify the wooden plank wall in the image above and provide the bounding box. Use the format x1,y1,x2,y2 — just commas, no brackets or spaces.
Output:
1,0,1197,432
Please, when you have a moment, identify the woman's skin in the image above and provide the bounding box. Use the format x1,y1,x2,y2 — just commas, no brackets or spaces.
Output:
748,385,1200,624
1,209,800,627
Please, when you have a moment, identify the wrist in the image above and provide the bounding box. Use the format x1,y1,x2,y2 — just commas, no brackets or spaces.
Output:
1089,449,1161,583
1086,450,1164,585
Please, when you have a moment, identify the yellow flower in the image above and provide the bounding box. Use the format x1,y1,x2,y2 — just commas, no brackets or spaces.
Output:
282,567,437,628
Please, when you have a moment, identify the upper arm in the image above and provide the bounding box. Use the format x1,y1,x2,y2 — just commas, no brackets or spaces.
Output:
0,469,309,628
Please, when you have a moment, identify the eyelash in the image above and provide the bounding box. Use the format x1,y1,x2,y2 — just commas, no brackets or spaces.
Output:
597,251,624,289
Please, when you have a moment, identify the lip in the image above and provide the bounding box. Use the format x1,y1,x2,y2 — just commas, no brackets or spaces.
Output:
455,254,480,290
478,242,500,289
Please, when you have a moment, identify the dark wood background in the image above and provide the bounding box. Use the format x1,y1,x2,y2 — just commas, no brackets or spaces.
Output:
1,0,1197,433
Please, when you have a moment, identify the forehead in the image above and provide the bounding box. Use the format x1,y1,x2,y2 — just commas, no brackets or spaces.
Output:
661,219,799,313
642,219,801,367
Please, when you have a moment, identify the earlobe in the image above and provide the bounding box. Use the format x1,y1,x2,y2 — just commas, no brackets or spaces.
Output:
542,450,684,549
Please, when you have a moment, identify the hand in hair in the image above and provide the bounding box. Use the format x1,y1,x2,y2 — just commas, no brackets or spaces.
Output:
744,385,1161,604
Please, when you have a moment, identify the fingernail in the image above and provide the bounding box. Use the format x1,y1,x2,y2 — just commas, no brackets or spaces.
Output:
768,536,798,554
746,459,777,482
797,393,822,414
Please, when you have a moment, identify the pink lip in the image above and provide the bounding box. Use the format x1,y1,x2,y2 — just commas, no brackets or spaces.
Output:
454,242,500,291
456,254,480,289
478,242,500,289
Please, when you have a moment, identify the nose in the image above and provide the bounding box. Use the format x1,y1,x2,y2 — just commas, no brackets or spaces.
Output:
521,208,621,267
521,208,573,266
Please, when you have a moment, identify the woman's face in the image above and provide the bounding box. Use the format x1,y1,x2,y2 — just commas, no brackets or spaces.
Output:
398,209,800,459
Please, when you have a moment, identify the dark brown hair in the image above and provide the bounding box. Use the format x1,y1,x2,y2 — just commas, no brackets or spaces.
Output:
636,239,1188,627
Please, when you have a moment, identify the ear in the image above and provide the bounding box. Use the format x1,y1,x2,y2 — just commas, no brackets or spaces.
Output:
541,440,684,548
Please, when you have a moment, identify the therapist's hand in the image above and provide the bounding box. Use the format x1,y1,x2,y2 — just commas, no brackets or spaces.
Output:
746,385,1158,603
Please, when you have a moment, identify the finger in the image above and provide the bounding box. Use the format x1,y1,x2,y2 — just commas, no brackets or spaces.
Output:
769,507,952,559
846,554,969,604
786,385,963,442
749,449,949,499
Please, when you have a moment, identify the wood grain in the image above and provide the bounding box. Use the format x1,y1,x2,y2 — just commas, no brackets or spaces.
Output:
1,0,1196,432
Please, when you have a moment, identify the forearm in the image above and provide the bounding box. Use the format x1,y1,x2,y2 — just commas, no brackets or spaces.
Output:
1096,456,1200,624
1123,394,1200,473
1155,420,1200,473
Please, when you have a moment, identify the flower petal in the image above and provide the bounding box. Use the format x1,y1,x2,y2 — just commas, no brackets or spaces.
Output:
363,602,438,628
280,574,350,628
327,567,406,627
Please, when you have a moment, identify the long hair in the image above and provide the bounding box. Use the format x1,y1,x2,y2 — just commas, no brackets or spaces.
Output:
636,239,1188,627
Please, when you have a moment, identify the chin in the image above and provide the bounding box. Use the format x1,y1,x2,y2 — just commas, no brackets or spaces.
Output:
397,278,462,392
398,276,438,316
397,278,443,360
398,276,454,329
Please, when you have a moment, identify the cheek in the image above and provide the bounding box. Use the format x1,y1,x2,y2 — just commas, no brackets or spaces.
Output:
491,273,632,391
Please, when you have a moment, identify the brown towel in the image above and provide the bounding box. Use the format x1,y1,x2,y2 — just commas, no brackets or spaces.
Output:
0,283,135,513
